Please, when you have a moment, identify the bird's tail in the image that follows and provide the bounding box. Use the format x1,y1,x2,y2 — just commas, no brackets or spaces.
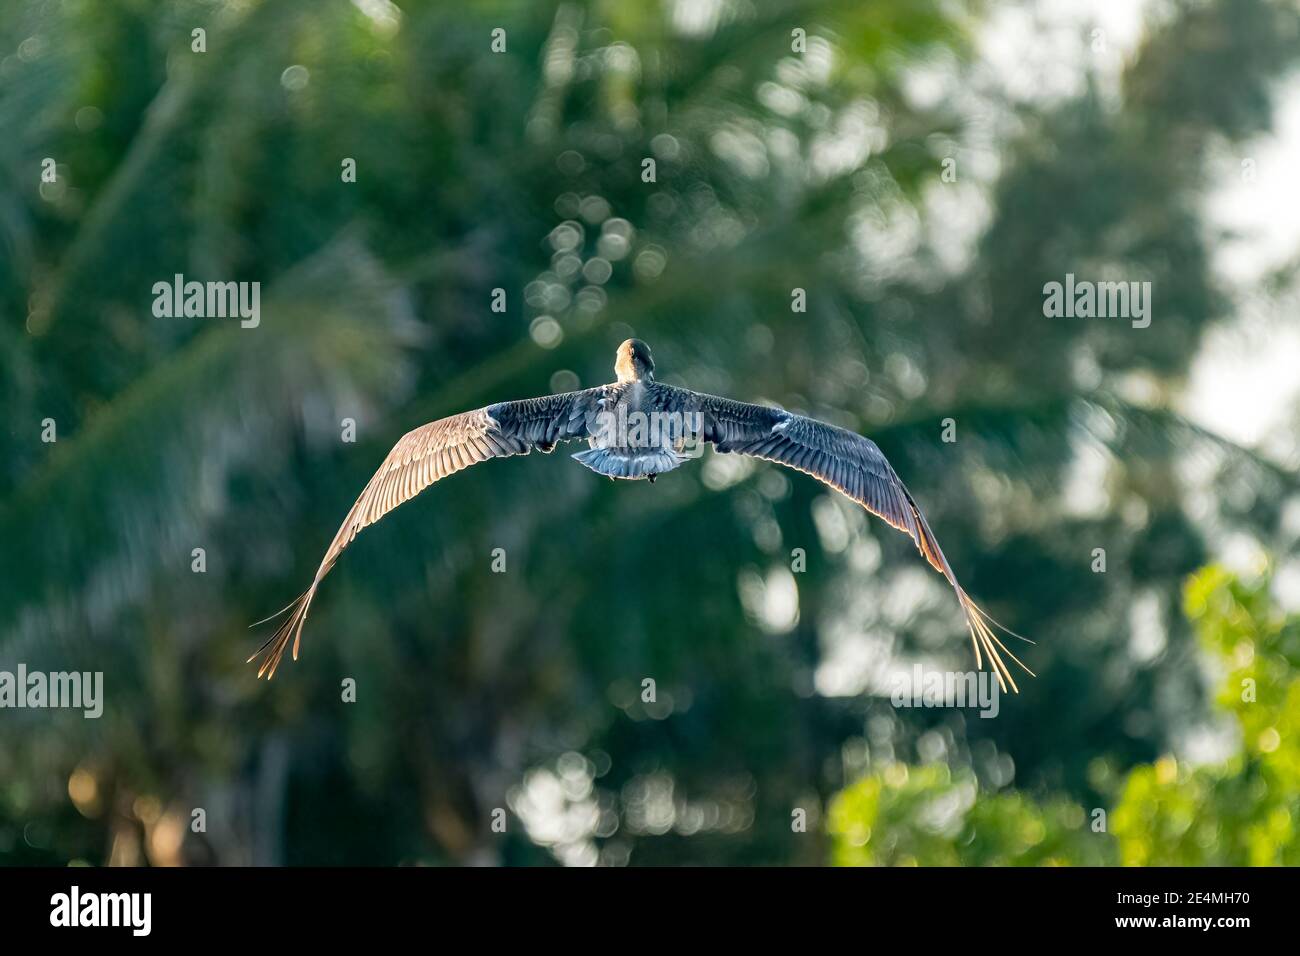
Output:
247,585,318,680
571,445,687,479
956,589,1034,694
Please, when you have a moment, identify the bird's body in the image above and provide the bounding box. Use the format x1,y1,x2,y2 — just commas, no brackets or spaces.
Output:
251,339,1033,691
573,380,692,481
573,342,689,481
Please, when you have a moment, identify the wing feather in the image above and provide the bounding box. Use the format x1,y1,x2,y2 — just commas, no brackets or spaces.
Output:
249,387,607,678
679,388,1033,692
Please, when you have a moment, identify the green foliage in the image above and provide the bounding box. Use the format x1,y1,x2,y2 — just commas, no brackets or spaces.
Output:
829,566,1300,866
1111,566,1300,866
830,764,1106,866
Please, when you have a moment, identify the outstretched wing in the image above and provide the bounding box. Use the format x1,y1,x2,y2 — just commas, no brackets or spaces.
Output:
685,389,1032,692
250,387,609,678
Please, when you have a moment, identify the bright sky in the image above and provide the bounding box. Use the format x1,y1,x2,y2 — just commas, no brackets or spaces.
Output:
1188,81,1300,454
979,1,1300,456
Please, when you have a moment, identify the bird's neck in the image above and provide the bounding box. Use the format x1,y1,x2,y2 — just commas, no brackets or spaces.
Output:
615,361,651,383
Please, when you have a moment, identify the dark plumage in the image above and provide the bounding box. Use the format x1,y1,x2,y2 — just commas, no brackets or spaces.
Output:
251,339,1032,690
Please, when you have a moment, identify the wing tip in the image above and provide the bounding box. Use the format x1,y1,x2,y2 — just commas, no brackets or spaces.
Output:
248,588,315,680
904,500,1036,695
959,592,1035,695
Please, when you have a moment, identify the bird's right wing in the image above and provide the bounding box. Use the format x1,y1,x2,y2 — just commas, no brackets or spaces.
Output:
250,386,609,678
682,388,1032,692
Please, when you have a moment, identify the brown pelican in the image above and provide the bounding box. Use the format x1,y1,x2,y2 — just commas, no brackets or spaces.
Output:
252,339,1032,690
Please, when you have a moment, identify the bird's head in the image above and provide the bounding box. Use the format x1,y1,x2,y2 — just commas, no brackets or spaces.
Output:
614,338,655,383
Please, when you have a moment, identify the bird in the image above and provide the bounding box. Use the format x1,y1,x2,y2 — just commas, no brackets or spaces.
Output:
251,338,1033,690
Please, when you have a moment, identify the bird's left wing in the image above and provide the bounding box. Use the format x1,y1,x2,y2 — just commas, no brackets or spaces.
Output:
683,388,1032,692
249,387,609,678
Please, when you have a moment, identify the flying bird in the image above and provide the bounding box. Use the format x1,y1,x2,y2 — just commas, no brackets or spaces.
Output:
251,339,1032,690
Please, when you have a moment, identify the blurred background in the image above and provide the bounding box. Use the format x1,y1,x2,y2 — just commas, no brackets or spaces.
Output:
2,0,1300,866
